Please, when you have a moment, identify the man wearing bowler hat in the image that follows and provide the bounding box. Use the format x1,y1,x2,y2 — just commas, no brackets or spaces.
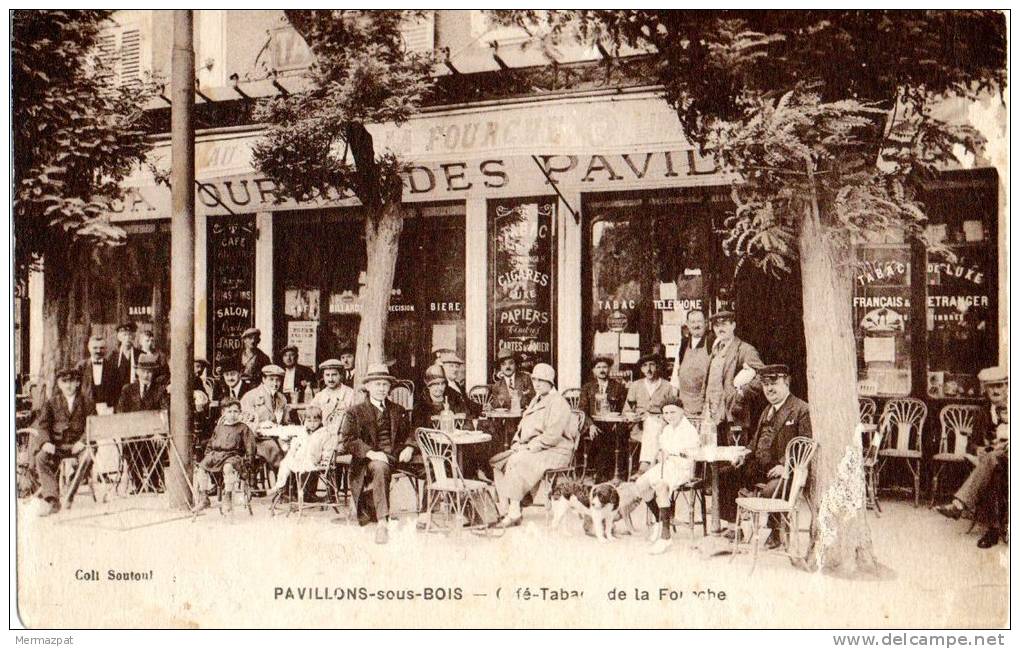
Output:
579,354,629,481
115,354,170,414
239,327,271,382
439,351,475,416
216,356,252,402
30,367,97,515
340,362,416,544
490,348,536,411
719,364,811,548
937,366,1009,548
702,310,764,445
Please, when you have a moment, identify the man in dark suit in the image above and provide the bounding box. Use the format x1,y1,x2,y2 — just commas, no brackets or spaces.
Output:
439,351,477,417
578,354,629,481
702,311,764,444
106,322,141,398
719,364,811,548
337,346,356,388
31,367,96,515
115,354,170,492
216,356,252,402
340,363,414,545
279,345,316,403
76,335,119,407
489,349,535,410
937,366,1009,548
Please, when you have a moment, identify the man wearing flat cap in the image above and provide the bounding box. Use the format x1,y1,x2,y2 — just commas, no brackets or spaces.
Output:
30,367,97,515
719,364,811,547
938,366,1009,549
489,349,536,411
578,355,629,481
279,345,316,403
106,322,141,398
240,364,298,471
239,327,271,382
311,359,357,434
340,363,415,544
702,310,764,445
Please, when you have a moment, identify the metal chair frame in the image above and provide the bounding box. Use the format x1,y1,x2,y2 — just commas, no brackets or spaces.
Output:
876,397,927,507
389,381,415,412
416,427,494,533
540,411,588,504
562,388,582,411
270,445,347,518
858,397,877,425
468,385,491,411
930,404,981,507
863,425,884,516
732,436,818,573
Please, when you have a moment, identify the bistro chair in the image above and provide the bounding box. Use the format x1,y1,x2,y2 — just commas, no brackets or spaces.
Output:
468,385,491,411
732,436,818,573
270,446,346,519
415,427,494,533
876,398,927,507
562,388,582,411
858,398,877,426
863,424,885,516
389,380,414,412
540,411,588,506
930,404,981,507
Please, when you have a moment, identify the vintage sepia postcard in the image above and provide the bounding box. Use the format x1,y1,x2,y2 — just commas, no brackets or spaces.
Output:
10,7,1009,633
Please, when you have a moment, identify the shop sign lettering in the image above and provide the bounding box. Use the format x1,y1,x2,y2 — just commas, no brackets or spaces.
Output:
208,216,256,367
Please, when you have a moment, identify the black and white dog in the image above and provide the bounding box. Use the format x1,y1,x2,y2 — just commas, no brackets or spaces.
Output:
549,479,632,541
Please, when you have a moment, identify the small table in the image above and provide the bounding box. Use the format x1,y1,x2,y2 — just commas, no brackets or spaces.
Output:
480,410,522,450
591,411,642,480
690,445,749,534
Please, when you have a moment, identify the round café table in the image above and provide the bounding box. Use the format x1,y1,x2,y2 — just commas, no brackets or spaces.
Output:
479,409,523,450
689,445,750,535
591,411,643,480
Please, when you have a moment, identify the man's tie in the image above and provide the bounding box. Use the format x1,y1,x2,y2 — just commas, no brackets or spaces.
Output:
140,385,146,401
508,377,514,391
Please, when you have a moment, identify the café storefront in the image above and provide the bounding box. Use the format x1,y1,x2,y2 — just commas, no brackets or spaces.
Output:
72,90,1002,419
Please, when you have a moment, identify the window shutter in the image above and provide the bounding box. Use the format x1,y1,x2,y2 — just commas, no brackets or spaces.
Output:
118,28,142,87
96,25,143,88
401,11,434,54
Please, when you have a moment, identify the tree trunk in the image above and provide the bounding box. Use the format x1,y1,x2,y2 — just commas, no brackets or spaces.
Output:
38,246,85,407
799,199,880,577
354,200,406,382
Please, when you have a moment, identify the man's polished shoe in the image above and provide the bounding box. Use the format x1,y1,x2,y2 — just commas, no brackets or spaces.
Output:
375,524,389,545
763,530,783,550
977,528,1000,549
936,503,963,520
494,515,522,529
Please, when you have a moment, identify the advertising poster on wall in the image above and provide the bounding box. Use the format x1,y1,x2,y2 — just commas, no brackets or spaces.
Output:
207,215,256,368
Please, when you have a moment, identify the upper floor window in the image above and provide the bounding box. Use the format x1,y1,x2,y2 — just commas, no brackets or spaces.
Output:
97,21,145,88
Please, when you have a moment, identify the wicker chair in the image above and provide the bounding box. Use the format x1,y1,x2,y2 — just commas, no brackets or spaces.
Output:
876,398,928,507
562,388,582,411
416,427,494,532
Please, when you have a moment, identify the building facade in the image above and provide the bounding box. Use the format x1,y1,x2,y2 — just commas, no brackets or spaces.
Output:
24,10,1007,423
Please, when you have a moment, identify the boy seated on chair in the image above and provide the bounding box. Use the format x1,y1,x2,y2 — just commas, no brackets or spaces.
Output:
192,398,256,512
267,405,339,500
628,400,701,555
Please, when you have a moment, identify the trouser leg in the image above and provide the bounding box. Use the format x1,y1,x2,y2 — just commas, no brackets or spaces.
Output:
368,460,391,521
955,451,1002,510
35,450,64,503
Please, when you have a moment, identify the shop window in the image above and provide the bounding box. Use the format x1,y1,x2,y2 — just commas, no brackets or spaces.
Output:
584,192,719,381
274,205,466,381
854,245,913,397
923,170,998,400
488,197,557,375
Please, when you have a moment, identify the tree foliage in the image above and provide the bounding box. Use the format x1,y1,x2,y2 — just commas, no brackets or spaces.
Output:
252,10,435,210
13,10,152,284
495,10,1006,272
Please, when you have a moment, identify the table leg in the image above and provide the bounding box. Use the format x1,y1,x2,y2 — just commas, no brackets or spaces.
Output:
710,463,721,534
612,424,622,481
